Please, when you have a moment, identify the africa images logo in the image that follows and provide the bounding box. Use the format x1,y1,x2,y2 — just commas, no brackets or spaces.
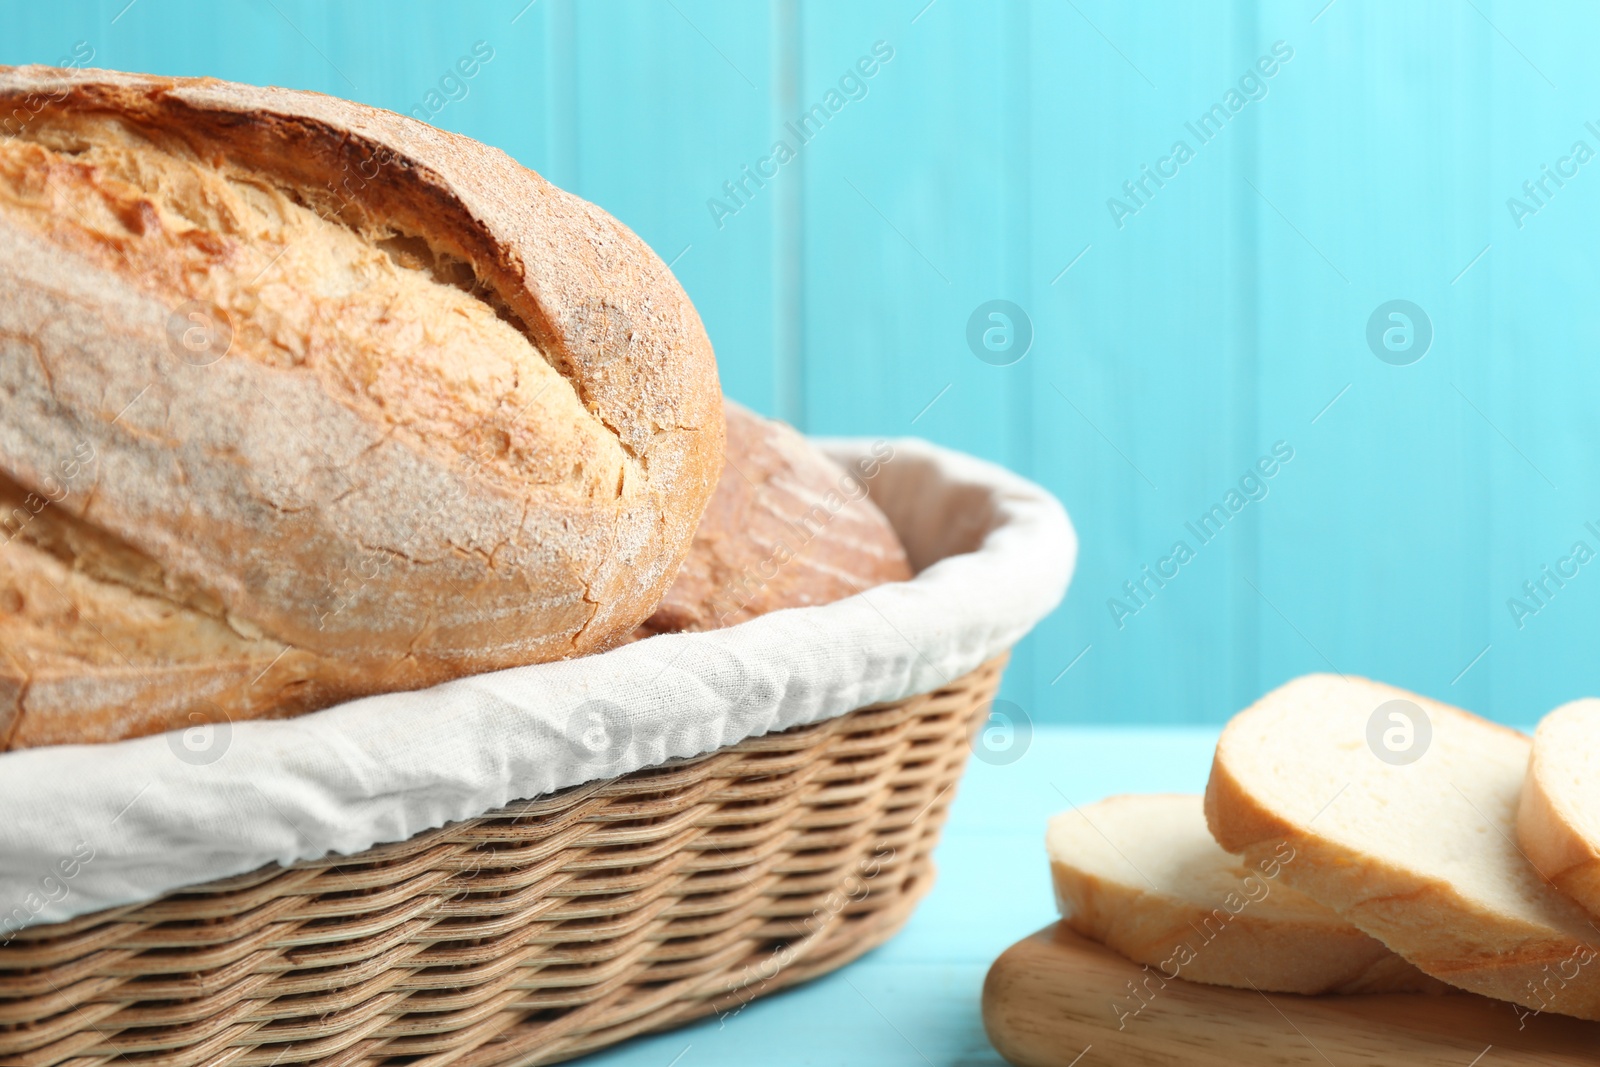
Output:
1105,41,1294,230
706,41,895,230
1108,442,1295,630
966,301,1033,367
1365,300,1432,366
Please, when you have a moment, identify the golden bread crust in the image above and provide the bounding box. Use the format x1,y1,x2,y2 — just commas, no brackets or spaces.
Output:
0,65,723,748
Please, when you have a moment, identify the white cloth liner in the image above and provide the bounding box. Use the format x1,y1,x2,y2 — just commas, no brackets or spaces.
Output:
0,438,1075,930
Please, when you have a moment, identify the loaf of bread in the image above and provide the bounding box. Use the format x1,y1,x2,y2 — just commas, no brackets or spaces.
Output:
1049,794,1443,995
1207,675,1600,1020
0,67,723,749
636,400,909,636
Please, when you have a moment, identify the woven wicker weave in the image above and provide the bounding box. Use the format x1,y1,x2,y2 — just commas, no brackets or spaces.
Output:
0,655,1005,1067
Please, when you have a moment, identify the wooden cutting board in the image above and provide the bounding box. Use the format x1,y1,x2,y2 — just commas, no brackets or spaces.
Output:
982,924,1600,1066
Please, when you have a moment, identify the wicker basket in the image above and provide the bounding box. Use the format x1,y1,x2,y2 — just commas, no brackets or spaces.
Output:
0,655,1006,1067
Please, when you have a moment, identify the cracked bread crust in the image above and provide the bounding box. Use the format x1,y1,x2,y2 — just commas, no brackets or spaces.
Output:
0,66,723,750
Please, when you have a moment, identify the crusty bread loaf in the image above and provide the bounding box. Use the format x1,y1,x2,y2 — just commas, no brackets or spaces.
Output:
1206,674,1600,1020
636,399,909,636
0,66,723,749
1518,700,1600,918
1049,794,1443,995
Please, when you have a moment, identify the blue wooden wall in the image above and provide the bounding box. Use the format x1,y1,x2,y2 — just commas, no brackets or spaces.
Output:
8,1,1600,726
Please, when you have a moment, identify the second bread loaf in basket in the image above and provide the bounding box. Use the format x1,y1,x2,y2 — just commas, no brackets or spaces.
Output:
640,399,911,638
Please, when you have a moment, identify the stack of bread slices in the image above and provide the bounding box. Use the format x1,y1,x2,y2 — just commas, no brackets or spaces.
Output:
1050,675,1600,1022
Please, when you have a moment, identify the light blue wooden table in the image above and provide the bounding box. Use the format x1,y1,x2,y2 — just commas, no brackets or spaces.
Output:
577,727,1223,1066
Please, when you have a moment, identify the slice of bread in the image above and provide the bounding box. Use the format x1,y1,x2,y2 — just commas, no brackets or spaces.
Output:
1207,674,1600,1020
1519,700,1600,918
1049,794,1442,994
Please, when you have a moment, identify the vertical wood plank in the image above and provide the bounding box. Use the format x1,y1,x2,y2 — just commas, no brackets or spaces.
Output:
566,0,779,414
772,0,804,424
1026,0,1260,724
